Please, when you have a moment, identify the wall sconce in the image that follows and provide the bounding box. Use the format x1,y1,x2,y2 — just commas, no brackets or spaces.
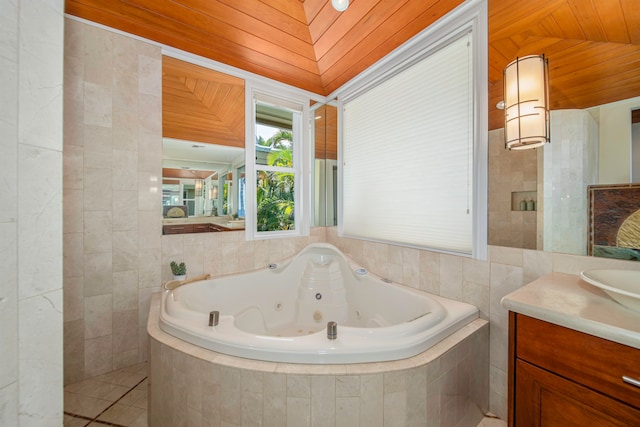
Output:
194,179,203,197
503,54,550,150
331,0,349,12
209,186,218,199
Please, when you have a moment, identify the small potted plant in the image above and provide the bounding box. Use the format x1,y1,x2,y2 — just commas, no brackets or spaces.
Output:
170,261,187,281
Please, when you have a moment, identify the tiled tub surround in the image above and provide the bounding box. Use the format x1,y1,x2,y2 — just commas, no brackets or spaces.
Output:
149,294,489,426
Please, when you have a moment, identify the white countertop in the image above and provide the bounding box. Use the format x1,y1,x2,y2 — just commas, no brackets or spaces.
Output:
501,273,640,350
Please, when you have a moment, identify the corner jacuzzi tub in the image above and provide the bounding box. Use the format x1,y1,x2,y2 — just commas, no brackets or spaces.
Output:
159,243,478,364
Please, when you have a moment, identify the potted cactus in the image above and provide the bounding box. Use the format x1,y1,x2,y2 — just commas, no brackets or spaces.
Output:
170,261,187,281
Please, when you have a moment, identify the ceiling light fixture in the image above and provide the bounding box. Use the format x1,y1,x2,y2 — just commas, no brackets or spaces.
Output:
503,54,550,150
331,0,349,12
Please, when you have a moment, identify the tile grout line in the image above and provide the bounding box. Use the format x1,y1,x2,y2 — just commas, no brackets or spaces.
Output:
65,374,147,427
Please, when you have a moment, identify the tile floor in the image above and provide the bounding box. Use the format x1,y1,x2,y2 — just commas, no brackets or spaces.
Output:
64,362,506,427
64,363,148,426
478,415,508,427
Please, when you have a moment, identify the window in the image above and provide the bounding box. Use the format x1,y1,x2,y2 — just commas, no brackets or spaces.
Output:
245,92,309,239
338,1,487,257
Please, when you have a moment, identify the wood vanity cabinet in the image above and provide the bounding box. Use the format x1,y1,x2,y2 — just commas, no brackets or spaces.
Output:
193,223,210,233
508,313,640,426
163,223,234,234
162,224,194,234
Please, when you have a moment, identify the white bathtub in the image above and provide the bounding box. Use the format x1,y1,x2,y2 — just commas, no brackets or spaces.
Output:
159,243,478,363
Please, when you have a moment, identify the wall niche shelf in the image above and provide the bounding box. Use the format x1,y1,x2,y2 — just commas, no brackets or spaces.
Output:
511,190,537,211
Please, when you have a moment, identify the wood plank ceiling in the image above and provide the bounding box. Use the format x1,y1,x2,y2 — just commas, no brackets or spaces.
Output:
66,0,640,131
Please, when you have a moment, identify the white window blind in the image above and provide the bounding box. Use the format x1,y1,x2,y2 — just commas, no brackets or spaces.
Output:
341,32,474,254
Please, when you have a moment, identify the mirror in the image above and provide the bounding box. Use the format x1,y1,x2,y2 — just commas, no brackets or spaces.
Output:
488,97,640,257
632,109,640,182
311,102,338,227
161,138,246,234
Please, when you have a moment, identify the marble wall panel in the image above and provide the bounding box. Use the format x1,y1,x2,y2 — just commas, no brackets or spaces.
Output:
63,18,162,382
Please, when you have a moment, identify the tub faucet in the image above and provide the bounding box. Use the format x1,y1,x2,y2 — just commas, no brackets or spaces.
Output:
327,321,337,340
209,310,219,327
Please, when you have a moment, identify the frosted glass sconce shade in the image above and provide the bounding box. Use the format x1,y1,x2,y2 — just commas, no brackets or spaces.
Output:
504,55,550,150
194,179,203,197
332,0,349,12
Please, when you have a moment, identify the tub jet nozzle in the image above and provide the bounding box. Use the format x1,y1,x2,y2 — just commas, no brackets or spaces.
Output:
327,321,337,340
209,310,219,327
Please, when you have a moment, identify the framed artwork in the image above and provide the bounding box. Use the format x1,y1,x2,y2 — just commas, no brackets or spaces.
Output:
588,183,640,260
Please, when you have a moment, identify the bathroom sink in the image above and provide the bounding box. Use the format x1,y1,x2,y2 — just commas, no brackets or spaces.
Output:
580,269,640,312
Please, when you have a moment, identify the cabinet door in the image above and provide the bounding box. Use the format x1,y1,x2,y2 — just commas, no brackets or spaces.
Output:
163,224,193,234
515,360,640,427
193,224,209,233
515,314,640,409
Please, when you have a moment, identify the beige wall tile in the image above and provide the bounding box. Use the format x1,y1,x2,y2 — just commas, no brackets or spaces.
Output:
287,375,310,398
402,247,421,288
220,367,241,424
64,232,84,278
84,125,112,169
407,368,428,426
138,55,161,96
84,294,112,339
64,189,84,233
112,191,138,232
113,309,138,354
84,167,113,211
440,254,463,299
112,270,138,312
64,276,84,322
112,231,138,272
64,144,84,189
287,397,311,427
383,390,407,426
138,94,161,135
335,376,359,397
83,25,113,87
114,349,140,371
336,397,359,427
263,374,286,427
138,249,161,289
113,149,138,191
359,374,383,427
84,211,113,254
83,252,113,297
85,335,113,378
311,376,335,427
112,110,138,152
64,319,85,385
138,210,161,250
83,82,112,127
137,171,160,212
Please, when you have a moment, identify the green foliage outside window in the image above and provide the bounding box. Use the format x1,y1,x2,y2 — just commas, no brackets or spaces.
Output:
256,130,295,231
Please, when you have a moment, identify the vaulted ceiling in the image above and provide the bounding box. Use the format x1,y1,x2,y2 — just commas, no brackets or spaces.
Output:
66,0,640,131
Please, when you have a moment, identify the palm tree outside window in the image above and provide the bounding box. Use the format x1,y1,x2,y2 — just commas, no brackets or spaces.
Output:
255,109,297,232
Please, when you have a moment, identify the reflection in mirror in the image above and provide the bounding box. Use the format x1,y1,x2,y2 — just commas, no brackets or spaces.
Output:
632,109,640,182
489,97,640,258
162,138,245,234
312,102,338,227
